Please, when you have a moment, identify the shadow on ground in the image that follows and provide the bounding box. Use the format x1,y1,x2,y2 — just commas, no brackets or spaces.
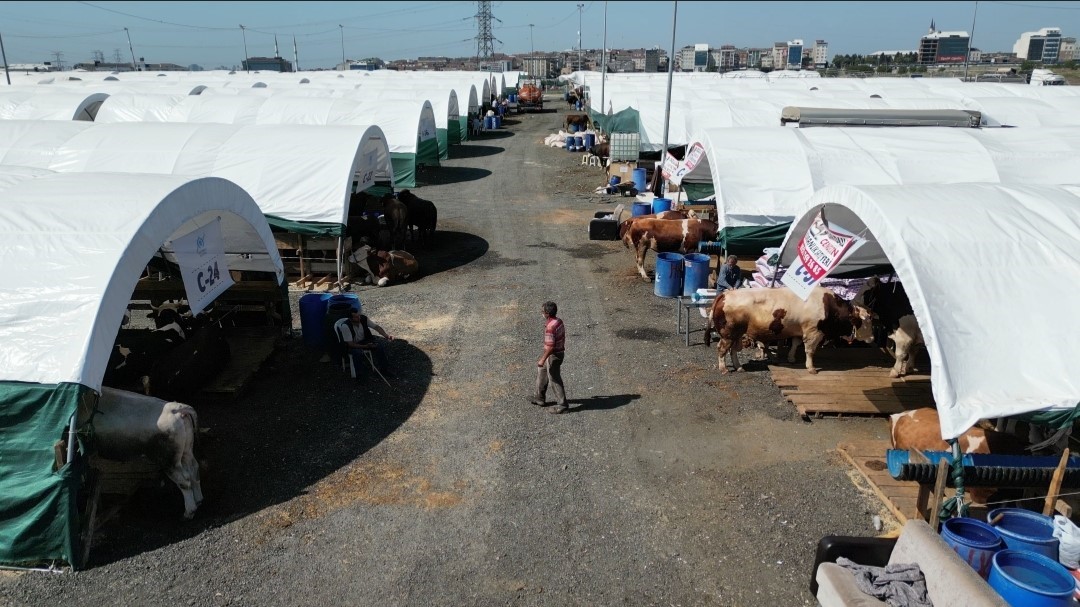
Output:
410,230,490,277
567,393,640,413
472,130,515,140
84,338,433,568
449,145,504,159
423,166,492,186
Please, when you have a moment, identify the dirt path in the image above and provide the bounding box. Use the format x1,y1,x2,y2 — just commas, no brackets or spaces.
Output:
2,103,894,607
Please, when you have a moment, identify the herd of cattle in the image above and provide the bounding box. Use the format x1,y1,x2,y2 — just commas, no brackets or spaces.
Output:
346,189,437,286
617,207,925,379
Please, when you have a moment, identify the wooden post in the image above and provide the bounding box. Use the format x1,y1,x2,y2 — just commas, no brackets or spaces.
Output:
928,457,950,531
1044,448,1071,516
297,237,307,288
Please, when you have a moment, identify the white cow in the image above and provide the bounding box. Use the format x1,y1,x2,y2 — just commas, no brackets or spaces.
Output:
94,387,203,519
888,314,925,378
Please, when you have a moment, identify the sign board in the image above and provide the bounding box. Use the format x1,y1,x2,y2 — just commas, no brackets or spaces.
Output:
171,218,235,315
780,211,864,301
682,143,705,173
661,152,679,180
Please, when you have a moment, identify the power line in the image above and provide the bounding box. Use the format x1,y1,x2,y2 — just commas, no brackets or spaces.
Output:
5,29,125,39
984,0,1080,8
75,1,237,31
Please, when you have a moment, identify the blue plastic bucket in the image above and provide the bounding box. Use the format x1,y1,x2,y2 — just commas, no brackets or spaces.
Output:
632,167,647,193
584,133,596,149
299,293,333,349
609,176,621,186
654,252,684,298
631,202,651,217
327,293,361,314
682,253,712,297
575,136,585,150
652,197,672,215
940,518,1005,578
989,508,1060,560
988,550,1075,607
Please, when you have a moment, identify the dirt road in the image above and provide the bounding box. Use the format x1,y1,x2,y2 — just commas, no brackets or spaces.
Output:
2,104,892,606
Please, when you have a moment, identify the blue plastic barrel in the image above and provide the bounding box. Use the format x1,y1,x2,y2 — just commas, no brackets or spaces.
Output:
682,253,712,297
654,252,684,298
609,176,621,186
652,197,672,215
327,293,361,313
631,202,651,217
494,114,502,128
988,550,1075,607
299,293,333,349
568,123,579,134
509,93,517,103
632,167,647,193
989,508,1060,560
584,133,596,149
941,518,1004,579
484,115,495,130
574,136,585,150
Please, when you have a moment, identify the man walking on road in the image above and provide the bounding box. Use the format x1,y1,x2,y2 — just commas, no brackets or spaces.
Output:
531,301,568,413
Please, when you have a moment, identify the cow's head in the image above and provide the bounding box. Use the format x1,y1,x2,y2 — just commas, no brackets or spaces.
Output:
851,305,875,343
618,218,635,241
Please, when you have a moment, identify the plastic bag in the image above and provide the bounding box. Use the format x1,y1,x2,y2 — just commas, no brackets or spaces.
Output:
1053,515,1080,569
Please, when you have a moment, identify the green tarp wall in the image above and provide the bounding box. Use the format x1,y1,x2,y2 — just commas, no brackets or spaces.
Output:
0,382,93,569
391,137,441,188
717,224,794,257
589,107,641,135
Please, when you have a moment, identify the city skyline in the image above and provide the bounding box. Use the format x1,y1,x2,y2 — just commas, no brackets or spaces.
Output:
0,1,1076,69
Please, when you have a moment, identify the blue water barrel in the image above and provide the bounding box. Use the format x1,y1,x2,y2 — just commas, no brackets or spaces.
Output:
989,550,1075,607
988,508,1060,560
494,114,502,128
654,252,684,298
584,133,596,149
652,197,672,215
327,293,361,313
609,176,621,186
484,115,495,130
509,93,517,103
682,253,712,297
568,123,579,133
941,518,1004,579
299,293,333,349
574,136,584,150
631,202,651,217
632,167,647,193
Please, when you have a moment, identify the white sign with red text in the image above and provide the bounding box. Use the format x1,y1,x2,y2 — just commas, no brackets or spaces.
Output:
780,211,865,301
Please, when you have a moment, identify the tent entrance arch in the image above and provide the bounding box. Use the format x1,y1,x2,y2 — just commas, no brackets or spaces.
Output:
0,173,284,570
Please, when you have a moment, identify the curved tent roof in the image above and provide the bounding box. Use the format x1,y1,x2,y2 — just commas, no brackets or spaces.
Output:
0,120,392,229
0,173,283,390
0,90,109,121
680,126,1080,230
777,184,1080,439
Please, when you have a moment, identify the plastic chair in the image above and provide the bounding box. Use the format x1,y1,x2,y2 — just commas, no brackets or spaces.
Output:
333,318,391,386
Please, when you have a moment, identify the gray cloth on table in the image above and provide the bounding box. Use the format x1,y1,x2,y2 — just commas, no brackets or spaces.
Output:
836,557,933,607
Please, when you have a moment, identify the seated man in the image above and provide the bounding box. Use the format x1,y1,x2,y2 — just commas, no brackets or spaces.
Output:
334,308,395,380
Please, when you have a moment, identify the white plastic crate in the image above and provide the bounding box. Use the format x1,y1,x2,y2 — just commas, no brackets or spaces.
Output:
609,132,640,162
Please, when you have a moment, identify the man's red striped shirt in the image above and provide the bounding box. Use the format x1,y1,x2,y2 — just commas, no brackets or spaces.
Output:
544,317,565,353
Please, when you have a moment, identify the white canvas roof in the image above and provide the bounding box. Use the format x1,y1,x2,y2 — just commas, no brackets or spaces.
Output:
0,172,283,391
0,90,109,121
680,126,1080,229
0,120,392,226
776,184,1080,439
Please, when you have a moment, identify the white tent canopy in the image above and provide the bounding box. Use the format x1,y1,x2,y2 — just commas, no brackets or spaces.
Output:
0,173,283,391
776,184,1080,439
0,120,392,226
0,90,109,121
679,126,1080,230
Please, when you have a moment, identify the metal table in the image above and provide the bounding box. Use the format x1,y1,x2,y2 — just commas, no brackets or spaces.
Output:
676,295,715,346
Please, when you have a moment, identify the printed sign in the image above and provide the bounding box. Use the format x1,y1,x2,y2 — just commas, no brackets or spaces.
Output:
780,211,864,301
682,143,706,173
661,152,680,180
171,218,235,315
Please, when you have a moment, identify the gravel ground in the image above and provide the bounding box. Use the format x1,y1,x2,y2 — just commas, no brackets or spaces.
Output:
1,98,898,607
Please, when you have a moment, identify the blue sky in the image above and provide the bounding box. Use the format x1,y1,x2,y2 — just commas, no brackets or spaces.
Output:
0,1,1077,68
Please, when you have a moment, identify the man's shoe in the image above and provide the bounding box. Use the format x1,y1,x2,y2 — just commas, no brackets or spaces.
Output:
529,397,547,406
548,404,568,414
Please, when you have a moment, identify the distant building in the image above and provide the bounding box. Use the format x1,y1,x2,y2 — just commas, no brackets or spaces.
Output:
243,56,293,72
522,56,559,78
8,63,53,72
1014,27,1063,64
787,39,804,69
1061,37,1077,62
72,61,134,72
760,53,775,70
746,48,768,69
771,42,788,71
812,40,829,68
645,48,663,72
918,21,970,65
676,45,693,71
480,60,512,72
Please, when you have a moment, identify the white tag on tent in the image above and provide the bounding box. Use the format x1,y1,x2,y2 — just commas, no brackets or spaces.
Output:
171,218,235,316
781,211,865,301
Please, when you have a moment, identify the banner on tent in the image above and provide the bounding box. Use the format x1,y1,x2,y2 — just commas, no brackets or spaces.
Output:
670,143,705,186
661,152,680,180
172,218,235,315
781,211,864,301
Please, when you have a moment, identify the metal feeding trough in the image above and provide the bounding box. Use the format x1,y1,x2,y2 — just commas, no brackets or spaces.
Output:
887,450,1080,488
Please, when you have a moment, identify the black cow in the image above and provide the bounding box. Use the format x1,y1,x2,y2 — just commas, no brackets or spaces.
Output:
143,323,231,400
854,277,914,348
103,311,187,389
383,195,409,251
397,190,437,247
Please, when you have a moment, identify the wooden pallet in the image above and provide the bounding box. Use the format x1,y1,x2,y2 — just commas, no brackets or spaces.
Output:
768,348,934,418
201,332,279,396
838,440,921,524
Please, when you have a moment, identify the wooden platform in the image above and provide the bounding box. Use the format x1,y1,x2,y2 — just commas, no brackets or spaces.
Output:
202,330,279,396
838,440,921,524
768,348,934,418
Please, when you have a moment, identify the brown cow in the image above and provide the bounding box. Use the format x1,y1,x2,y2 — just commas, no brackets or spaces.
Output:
616,209,694,240
382,195,409,251
891,408,1027,503
622,218,718,281
707,285,874,374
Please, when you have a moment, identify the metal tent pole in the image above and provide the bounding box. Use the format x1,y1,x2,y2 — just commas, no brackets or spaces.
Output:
600,1,608,115
658,0,678,196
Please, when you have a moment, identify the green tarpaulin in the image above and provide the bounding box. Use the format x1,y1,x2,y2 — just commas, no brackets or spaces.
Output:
682,182,715,201
264,215,345,238
392,137,441,188
0,382,93,569
717,224,794,257
589,107,641,135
